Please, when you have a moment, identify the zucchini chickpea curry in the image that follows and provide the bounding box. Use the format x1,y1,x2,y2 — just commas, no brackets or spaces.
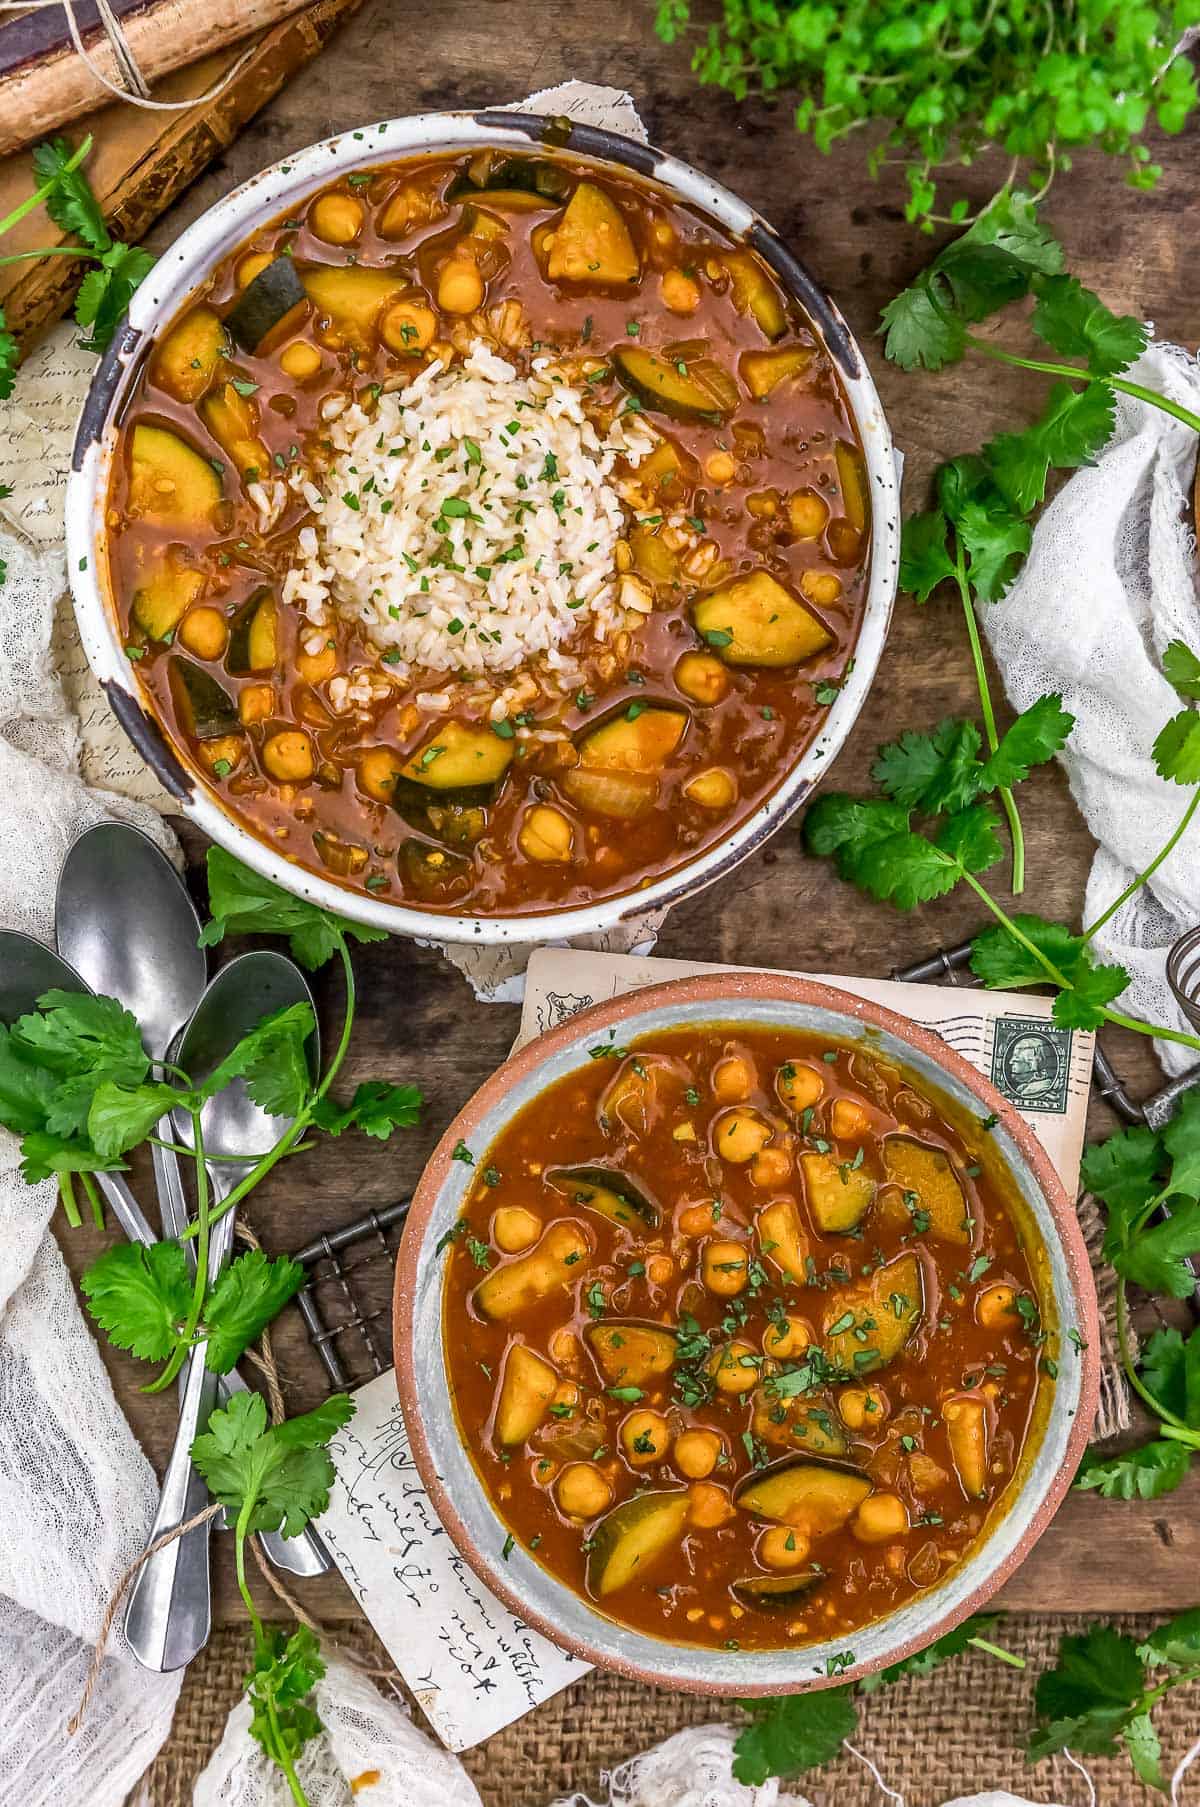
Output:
441,1025,1056,1652
105,150,870,915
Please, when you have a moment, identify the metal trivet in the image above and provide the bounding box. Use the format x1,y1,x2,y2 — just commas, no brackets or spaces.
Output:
286,934,1200,1380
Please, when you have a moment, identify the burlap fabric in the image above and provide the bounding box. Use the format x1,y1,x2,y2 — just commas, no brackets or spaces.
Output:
144,1612,1197,1805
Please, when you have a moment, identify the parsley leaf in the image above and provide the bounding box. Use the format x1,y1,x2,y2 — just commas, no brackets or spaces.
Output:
732,1686,857,1784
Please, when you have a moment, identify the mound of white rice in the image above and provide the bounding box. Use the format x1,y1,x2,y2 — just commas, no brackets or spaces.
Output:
284,342,655,701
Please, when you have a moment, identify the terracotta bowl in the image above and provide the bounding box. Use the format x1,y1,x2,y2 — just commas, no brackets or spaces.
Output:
394,972,1099,1694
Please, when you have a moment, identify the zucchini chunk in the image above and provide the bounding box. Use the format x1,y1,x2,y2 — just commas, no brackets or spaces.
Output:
735,1455,870,1535
823,1251,923,1375
227,588,278,674
547,181,639,285
732,1570,825,1608
151,306,227,403
693,570,832,668
723,249,787,340
585,1319,677,1388
200,382,270,487
131,560,206,641
944,1390,990,1499
562,706,687,821
751,1386,849,1459
613,347,735,423
493,1343,558,1446
449,156,570,206
585,1489,689,1597
882,1138,971,1245
472,1221,591,1321
128,424,222,530
741,345,813,400
550,1165,659,1231
799,1149,876,1234
301,265,409,350
396,838,473,903
636,435,695,500
836,440,869,534
226,256,306,352
168,657,239,741
401,719,514,794
755,1196,809,1284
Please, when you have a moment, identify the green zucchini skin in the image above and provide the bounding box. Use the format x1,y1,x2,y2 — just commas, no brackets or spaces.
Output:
168,657,238,740
226,258,307,352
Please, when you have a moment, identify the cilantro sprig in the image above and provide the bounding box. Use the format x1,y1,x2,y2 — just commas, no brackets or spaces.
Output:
654,5,1195,229
192,1391,354,1805
0,134,154,402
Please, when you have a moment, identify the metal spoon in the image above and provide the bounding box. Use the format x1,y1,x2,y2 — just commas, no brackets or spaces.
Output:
56,824,329,1583
0,929,157,1245
124,951,323,1671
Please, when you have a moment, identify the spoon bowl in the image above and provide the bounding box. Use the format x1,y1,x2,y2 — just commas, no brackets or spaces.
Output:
0,929,87,1021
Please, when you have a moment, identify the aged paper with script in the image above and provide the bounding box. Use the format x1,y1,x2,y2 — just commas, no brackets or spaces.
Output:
0,321,173,810
320,1377,586,1752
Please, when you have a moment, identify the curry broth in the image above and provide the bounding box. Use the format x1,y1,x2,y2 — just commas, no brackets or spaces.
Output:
104,151,870,916
441,1025,1055,1652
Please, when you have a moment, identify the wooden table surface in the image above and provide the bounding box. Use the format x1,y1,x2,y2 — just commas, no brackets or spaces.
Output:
59,0,1200,1624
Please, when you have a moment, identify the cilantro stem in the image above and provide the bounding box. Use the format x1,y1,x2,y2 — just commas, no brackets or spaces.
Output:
0,133,91,239
80,1170,104,1230
146,1106,210,1392
1114,1276,1198,1435
951,536,1025,893
966,337,1200,438
967,1634,1025,1669
58,1173,82,1229
0,246,96,269
233,1496,311,1807
1082,788,1200,944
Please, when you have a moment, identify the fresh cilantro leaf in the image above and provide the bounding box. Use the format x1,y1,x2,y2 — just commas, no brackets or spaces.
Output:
0,314,18,403
969,913,1085,990
1137,1608,1200,1670
1162,639,1200,701
1030,274,1146,377
1104,1197,1200,1300
1050,959,1129,1030
309,1080,423,1140
1161,1088,1200,1201
201,848,386,970
31,137,110,252
957,189,1065,279
871,718,982,813
19,1128,121,1185
1152,707,1200,785
1079,1124,1162,1215
899,509,957,601
858,1614,1000,1692
985,380,1115,516
0,1023,59,1134
247,1623,324,1768
1124,1711,1166,1792
955,498,1031,601
881,280,966,372
202,1250,305,1373
979,695,1073,791
934,803,1004,875
201,1001,315,1119
80,1240,191,1361
191,1389,354,1537
1140,1327,1193,1423
74,243,155,354
13,989,147,1083
1029,1625,1147,1762
1074,1439,1192,1500
732,1686,857,1784
86,1079,178,1160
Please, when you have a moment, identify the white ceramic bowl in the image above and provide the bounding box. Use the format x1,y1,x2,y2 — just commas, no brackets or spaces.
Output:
66,110,900,945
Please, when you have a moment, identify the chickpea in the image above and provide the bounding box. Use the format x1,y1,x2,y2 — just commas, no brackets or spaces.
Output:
705,449,737,486
280,341,323,382
262,730,314,784
759,1525,811,1570
709,1338,759,1396
684,767,736,810
200,735,242,778
296,642,338,684
674,1428,722,1480
674,650,730,706
776,1062,823,1113
763,1314,813,1361
853,1492,909,1544
838,1386,889,1431
679,1201,719,1237
703,1238,749,1297
438,256,485,314
688,1481,735,1529
238,682,275,726
380,298,438,356
787,490,829,539
310,191,364,246
746,489,778,519
621,1409,671,1466
178,605,228,661
977,1282,1020,1329
713,1108,772,1164
712,1055,754,1105
492,1205,540,1253
556,1463,613,1519
802,569,842,606
830,1097,871,1140
236,250,273,290
661,268,702,314
646,1254,674,1287
750,1146,792,1189
519,803,574,864
358,746,404,804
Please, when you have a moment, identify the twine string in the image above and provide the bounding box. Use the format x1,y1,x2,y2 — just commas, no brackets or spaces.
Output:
0,0,267,111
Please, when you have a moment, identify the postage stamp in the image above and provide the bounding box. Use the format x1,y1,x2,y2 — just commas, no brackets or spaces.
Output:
991,1016,1073,1114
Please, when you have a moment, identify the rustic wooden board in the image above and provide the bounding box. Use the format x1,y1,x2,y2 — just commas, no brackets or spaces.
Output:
53,0,1200,1628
